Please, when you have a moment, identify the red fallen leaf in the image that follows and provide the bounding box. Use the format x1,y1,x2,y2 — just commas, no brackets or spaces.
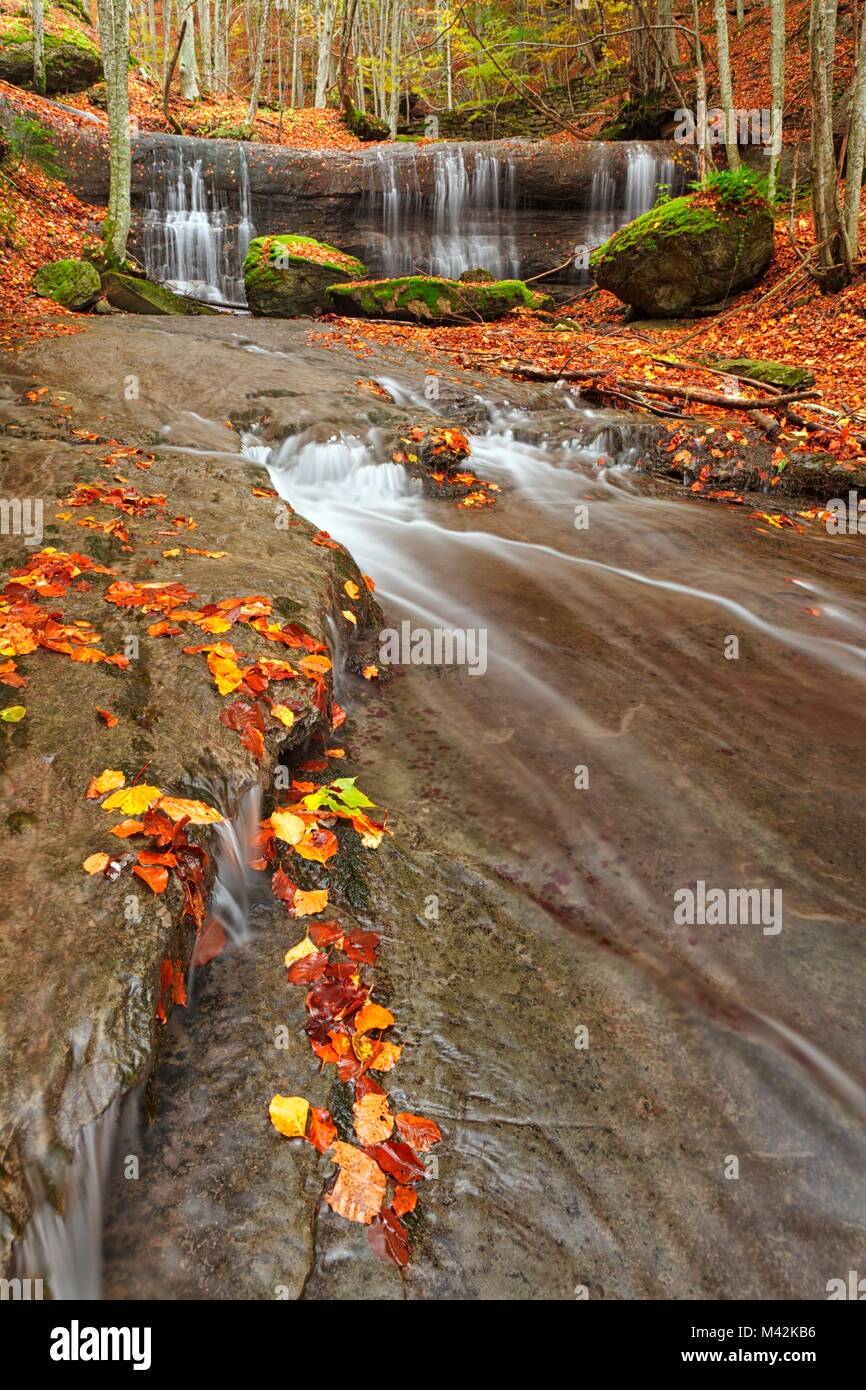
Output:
330,701,347,730
337,1052,363,1083
138,849,178,868
272,866,297,903
141,807,177,845
364,1140,427,1185
190,917,226,966
299,758,328,772
0,660,27,688
394,1112,442,1152
368,1208,410,1267
325,960,360,984
343,928,379,965
392,1186,417,1217
312,530,340,548
309,920,346,948
287,950,329,985
310,1038,340,1064
308,1107,337,1153
241,723,265,761
306,979,367,1026
172,959,187,1005
133,863,169,894
96,707,118,727
356,1072,386,1100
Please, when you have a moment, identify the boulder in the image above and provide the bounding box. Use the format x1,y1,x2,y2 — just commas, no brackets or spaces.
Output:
328,275,554,324
101,271,218,315
0,34,102,94
33,257,101,311
244,235,366,317
458,267,495,283
591,189,775,317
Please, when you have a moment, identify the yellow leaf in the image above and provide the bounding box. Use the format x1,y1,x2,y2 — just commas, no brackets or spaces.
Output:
284,935,317,967
292,887,329,917
0,705,26,722
158,796,224,824
83,852,109,874
271,809,305,844
271,704,295,729
87,768,126,799
268,1094,310,1139
341,609,358,626
343,580,360,600
101,784,163,815
162,547,180,557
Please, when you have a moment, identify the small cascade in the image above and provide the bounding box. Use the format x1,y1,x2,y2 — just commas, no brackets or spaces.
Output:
142,146,255,306
623,143,676,220
209,784,262,944
366,145,520,280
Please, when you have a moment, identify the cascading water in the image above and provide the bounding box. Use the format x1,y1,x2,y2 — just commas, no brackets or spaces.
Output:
366,145,521,279
142,147,255,306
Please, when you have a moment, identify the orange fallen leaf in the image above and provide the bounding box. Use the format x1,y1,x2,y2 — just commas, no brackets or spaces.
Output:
353,1092,394,1145
133,863,169,894
325,1141,387,1224
83,852,110,875
354,1002,395,1035
96,707,118,727
394,1112,443,1152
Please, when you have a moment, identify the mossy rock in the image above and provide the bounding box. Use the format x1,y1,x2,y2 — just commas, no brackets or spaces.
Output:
345,102,389,142
243,235,367,317
101,271,218,316
458,267,495,283
591,191,774,317
710,357,816,390
33,257,101,310
327,276,554,324
0,30,102,93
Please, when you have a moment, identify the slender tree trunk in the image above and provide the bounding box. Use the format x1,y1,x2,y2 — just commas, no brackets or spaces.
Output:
843,5,866,256
96,0,132,265
162,0,174,83
315,0,338,107
179,0,200,98
810,0,848,286
714,0,741,169
31,0,46,95
388,0,401,137
290,0,300,106
692,0,714,182
768,0,785,200
247,0,272,123
198,0,212,90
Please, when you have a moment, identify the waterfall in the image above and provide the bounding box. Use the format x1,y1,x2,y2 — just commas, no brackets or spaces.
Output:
142,146,255,307
623,143,677,220
367,145,521,280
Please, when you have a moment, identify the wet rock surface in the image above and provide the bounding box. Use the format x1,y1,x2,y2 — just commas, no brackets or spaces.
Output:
3,313,865,1300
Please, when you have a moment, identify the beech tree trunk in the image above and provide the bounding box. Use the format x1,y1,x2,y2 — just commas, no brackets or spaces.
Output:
768,0,785,199
714,0,741,169
178,0,200,98
31,0,46,96
810,0,848,287
315,0,338,107
96,0,132,266
247,0,272,124
843,4,866,257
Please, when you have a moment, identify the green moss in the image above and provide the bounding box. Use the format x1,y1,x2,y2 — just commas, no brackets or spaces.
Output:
33,257,101,309
243,234,366,281
0,23,98,55
590,195,723,272
328,275,553,323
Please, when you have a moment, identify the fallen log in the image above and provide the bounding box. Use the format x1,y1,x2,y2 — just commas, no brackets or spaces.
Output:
512,365,819,411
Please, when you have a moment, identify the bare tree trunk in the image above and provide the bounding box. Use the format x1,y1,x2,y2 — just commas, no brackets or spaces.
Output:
179,0,200,98
388,0,401,137
843,5,866,256
96,0,132,265
768,0,785,199
692,0,714,182
315,0,339,107
714,0,741,169
31,0,46,95
198,0,212,90
247,0,272,123
810,0,848,286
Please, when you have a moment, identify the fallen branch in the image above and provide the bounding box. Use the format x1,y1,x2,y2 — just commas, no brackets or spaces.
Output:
512,364,819,411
